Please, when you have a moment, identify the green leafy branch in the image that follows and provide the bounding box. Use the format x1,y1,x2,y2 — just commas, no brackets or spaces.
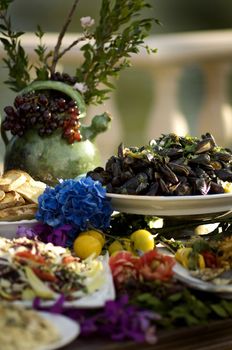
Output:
0,0,92,91
48,0,94,74
34,25,52,81
0,0,158,104
0,0,30,91
136,288,232,328
120,278,232,329
76,0,158,105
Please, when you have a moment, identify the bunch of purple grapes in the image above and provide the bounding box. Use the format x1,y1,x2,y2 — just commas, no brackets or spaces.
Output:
2,90,82,144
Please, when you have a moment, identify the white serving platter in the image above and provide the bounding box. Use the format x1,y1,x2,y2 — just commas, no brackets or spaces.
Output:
14,254,115,309
37,312,80,350
106,192,232,219
173,262,232,296
0,219,38,238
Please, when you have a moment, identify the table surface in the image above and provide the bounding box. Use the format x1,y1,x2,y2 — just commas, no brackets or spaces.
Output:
61,318,232,350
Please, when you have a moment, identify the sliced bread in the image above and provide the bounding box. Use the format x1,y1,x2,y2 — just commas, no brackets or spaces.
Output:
0,203,38,221
0,170,27,191
0,191,25,210
16,180,46,204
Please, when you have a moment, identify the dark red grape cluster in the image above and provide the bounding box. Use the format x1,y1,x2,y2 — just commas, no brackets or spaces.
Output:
2,90,82,144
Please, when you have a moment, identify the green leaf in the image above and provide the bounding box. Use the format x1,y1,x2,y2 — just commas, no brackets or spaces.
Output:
76,0,158,105
0,0,14,11
0,4,30,91
169,306,200,326
0,24,7,30
0,0,158,101
211,304,229,318
11,31,24,38
167,292,182,302
221,300,232,317
137,293,163,309
0,37,10,48
35,25,44,39
35,66,49,81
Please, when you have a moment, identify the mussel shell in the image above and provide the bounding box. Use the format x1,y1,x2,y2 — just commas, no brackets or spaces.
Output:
202,132,217,147
189,154,211,165
111,160,123,178
209,181,225,194
174,182,192,196
190,177,211,195
118,172,149,194
210,161,223,170
215,169,232,182
169,162,190,176
118,143,124,158
163,147,184,159
105,156,118,172
146,182,159,196
158,178,170,195
88,133,232,197
87,167,111,185
213,152,232,162
158,164,179,184
195,138,214,154
120,170,134,182
144,167,154,181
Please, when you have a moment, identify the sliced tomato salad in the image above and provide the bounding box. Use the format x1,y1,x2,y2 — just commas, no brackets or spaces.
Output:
109,249,175,287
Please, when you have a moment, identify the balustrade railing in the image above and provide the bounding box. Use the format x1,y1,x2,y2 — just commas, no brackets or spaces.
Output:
1,30,232,164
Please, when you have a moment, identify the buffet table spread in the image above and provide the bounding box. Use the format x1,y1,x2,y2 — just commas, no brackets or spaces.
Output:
1,134,232,350
1,2,232,350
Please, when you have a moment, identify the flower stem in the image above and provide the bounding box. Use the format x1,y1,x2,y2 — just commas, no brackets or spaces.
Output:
57,33,92,62
50,0,80,74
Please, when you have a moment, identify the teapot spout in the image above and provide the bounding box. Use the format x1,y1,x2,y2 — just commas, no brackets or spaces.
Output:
80,112,112,141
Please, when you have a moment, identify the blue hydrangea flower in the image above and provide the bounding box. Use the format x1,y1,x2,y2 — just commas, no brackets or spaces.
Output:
36,177,113,232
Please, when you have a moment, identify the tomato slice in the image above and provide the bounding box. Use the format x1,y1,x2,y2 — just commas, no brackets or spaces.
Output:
62,256,79,264
32,268,57,282
15,250,45,264
201,251,218,268
138,249,175,282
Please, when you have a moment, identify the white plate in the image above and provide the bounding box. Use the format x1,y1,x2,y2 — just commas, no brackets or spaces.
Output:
37,312,80,350
173,262,232,295
66,255,115,308
15,254,115,309
0,219,38,239
106,192,232,219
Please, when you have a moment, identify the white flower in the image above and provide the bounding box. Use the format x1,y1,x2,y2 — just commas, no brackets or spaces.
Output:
74,82,88,94
80,16,95,29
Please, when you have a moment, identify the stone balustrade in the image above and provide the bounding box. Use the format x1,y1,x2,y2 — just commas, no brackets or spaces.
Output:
1,30,232,164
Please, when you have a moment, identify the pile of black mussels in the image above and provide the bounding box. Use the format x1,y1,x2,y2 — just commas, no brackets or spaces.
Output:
87,133,232,196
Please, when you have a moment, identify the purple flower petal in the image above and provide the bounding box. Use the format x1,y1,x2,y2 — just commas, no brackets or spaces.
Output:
32,293,159,344
16,226,37,239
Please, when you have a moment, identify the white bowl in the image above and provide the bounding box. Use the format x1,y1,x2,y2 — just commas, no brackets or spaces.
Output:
106,192,232,220
0,219,38,239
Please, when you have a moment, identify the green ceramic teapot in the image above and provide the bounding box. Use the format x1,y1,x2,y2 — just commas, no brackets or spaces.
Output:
1,80,111,185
